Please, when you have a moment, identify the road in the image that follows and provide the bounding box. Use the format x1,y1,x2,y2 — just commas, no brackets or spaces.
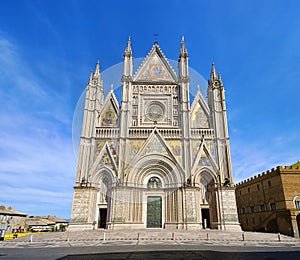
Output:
1,243,300,260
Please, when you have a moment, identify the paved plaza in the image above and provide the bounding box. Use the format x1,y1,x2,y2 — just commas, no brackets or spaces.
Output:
1,229,300,259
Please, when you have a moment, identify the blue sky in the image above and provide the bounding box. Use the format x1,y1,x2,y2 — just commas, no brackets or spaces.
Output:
0,0,299,219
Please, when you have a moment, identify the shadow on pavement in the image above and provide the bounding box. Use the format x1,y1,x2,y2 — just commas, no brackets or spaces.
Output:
57,250,300,260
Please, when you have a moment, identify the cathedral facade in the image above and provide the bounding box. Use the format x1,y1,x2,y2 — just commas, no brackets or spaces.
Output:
70,38,241,231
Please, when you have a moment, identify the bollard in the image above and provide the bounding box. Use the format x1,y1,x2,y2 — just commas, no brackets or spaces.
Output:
242,232,245,241
278,233,281,242
137,232,140,241
66,231,70,242
103,232,106,242
206,233,209,240
172,232,174,240
30,234,33,243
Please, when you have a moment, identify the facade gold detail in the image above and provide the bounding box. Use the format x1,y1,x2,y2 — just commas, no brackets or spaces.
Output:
235,162,300,237
70,37,241,231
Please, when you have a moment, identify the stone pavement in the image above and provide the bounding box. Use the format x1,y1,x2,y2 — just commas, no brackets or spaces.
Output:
1,229,300,249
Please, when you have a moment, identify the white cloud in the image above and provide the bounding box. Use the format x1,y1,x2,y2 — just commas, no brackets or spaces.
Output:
0,33,76,219
231,133,300,184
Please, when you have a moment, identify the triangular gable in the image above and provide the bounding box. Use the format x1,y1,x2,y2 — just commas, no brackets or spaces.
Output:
190,89,210,128
133,45,177,82
98,90,119,127
95,140,118,162
192,141,218,174
129,128,182,168
90,142,118,175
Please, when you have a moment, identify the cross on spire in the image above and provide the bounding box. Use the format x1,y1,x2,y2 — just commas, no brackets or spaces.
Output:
154,34,159,44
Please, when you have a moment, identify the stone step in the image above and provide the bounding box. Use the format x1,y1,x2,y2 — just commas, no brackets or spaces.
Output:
11,229,299,243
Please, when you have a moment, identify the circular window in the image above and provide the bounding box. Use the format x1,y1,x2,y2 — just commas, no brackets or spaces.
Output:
146,102,165,121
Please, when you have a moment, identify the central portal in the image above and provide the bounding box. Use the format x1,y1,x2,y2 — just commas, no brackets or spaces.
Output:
147,196,162,228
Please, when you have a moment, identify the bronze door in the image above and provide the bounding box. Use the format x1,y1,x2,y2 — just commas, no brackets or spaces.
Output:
147,196,162,228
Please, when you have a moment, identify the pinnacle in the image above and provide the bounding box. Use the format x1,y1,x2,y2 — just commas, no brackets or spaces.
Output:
124,36,132,56
179,35,188,58
94,60,101,77
210,61,217,81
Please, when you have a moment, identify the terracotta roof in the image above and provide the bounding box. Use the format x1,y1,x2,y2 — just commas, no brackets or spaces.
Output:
26,216,68,226
26,218,54,226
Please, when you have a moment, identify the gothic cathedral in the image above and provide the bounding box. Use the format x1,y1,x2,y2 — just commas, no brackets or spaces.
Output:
70,37,241,231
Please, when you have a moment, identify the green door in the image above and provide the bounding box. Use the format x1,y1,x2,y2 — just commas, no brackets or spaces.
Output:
147,196,162,228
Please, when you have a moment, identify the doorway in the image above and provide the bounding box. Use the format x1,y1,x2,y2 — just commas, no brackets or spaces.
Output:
98,208,107,229
147,196,162,228
201,208,210,229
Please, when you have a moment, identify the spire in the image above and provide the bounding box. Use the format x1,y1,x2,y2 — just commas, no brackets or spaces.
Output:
124,36,132,57
178,36,189,78
93,60,101,80
123,37,133,77
179,35,188,58
209,61,223,88
181,35,185,48
210,61,217,81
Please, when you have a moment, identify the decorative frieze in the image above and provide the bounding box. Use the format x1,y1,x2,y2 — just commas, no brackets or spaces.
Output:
132,84,178,94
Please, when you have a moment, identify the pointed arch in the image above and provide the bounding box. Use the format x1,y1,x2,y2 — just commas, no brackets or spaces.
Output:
91,165,117,186
192,167,218,186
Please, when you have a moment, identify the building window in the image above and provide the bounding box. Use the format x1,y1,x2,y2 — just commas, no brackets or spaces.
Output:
241,207,246,214
268,180,272,187
257,184,260,190
250,206,255,213
239,190,242,195
270,202,276,211
260,204,265,212
294,197,300,209
147,176,162,189
248,187,251,193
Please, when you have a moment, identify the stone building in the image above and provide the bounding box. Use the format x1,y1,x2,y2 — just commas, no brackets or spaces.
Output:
70,37,241,231
235,162,300,237
0,206,27,236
